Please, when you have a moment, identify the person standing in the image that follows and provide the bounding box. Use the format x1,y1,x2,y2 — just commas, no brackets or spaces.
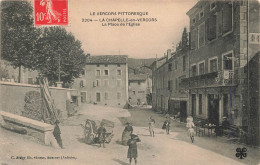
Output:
97,122,107,148
165,117,171,135
127,134,141,165
186,116,195,143
148,116,155,137
122,122,133,145
53,120,63,149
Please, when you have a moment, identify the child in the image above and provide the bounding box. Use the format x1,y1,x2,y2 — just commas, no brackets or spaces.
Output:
127,134,141,165
165,117,171,135
148,116,155,137
186,116,195,143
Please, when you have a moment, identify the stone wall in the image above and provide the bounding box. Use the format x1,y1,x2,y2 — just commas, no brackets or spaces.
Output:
0,82,79,119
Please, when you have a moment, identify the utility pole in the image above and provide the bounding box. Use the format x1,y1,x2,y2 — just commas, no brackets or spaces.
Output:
58,53,61,82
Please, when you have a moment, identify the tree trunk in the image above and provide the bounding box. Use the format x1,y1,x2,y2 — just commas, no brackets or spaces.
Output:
18,65,21,83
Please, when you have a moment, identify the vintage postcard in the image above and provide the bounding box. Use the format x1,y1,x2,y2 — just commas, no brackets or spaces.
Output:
0,0,260,165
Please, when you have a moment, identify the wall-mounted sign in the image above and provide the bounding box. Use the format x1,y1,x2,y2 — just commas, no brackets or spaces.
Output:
249,33,260,44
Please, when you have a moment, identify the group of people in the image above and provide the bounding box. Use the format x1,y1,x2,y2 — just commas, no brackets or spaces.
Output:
150,114,196,143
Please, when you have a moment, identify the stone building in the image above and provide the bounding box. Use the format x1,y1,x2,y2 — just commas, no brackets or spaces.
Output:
181,0,259,144
150,53,168,112
72,55,129,108
151,49,189,122
128,74,152,105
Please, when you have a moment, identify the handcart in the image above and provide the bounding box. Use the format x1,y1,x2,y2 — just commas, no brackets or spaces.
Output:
81,119,114,144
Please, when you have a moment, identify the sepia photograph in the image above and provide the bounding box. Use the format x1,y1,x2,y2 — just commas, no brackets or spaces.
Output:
0,0,260,164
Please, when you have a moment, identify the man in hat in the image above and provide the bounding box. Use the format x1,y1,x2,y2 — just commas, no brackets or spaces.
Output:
97,122,107,148
53,120,63,148
222,116,230,129
127,134,141,165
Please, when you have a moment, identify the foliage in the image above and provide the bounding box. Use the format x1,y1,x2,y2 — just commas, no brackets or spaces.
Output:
181,27,189,50
1,1,40,82
176,27,189,51
33,27,86,86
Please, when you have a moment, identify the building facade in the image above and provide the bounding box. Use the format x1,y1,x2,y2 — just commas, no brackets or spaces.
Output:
151,0,259,145
128,74,152,105
151,49,189,121
72,55,129,108
182,0,260,145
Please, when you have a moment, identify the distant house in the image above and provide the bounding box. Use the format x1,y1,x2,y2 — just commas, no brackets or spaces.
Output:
128,74,152,105
72,55,129,107
0,60,38,84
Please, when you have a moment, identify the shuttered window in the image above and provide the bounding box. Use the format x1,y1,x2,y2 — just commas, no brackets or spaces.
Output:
207,14,217,41
217,11,222,36
198,23,205,47
210,59,218,72
191,29,197,49
199,62,205,75
191,65,197,77
222,3,233,34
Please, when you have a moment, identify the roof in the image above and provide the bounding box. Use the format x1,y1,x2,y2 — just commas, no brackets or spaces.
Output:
129,74,147,81
86,55,128,64
186,0,203,16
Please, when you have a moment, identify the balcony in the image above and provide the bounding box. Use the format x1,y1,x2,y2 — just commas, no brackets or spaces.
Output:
180,71,236,89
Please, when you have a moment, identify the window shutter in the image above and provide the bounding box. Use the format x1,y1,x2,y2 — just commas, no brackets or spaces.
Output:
222,3,232,34
199,23,205,47
191,29,197,49
217,11,222,36
207,15,217,41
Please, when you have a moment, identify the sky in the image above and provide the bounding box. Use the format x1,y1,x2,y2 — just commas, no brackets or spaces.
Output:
66,0,198,59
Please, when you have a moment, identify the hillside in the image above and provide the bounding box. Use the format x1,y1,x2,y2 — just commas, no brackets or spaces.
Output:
128,58,155,75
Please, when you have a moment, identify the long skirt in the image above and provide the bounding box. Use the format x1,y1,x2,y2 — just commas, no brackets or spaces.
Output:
188,128,195,137
122,131,131,145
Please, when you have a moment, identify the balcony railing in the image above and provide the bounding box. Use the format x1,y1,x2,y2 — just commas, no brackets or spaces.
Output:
180,71,236,89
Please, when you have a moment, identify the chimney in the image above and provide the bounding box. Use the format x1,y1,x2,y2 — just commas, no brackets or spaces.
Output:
167,49,171,60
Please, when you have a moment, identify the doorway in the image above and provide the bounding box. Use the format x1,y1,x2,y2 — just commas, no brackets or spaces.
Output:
208,94,220,125
96,93,101,102
81,92,87,103
180,101,187,122
191,94,196,117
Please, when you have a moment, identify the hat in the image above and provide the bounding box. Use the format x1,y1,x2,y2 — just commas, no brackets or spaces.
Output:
186,116,193,122
131,134,138,138
126,121,132,125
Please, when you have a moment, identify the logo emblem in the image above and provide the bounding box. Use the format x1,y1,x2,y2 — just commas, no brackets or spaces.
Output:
236,147,247,159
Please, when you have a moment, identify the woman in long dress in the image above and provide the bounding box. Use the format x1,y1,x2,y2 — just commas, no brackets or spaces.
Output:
122,122,133,145
186,116,195,143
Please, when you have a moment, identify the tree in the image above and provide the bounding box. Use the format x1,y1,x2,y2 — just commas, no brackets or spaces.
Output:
181,27,189,51
33,27,86,87
1,1,40,82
